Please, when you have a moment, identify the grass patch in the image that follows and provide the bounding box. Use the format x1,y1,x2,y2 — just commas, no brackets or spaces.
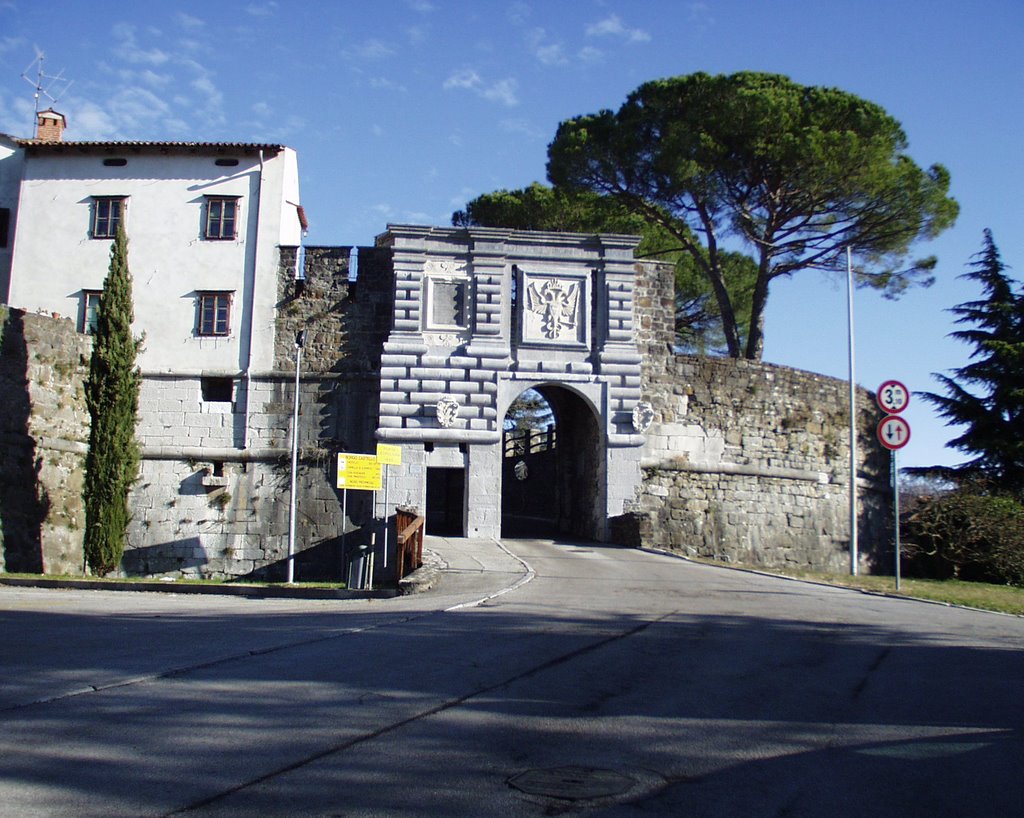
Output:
695,560,1024,616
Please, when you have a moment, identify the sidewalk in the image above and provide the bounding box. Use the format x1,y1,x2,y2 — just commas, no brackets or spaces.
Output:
0,536,529,601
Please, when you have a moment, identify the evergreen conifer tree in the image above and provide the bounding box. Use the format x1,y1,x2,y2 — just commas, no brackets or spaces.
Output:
920,230,1024,493
83,223,141,575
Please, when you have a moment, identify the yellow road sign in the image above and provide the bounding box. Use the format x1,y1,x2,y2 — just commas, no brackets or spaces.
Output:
336,453,382,490
376,443,403,466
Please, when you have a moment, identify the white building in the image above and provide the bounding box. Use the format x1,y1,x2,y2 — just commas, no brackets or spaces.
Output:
3,110,303,375
1,111,323,579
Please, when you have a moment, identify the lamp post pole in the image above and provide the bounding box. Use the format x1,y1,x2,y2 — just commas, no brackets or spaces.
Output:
847,246,859,575
287,330,304,584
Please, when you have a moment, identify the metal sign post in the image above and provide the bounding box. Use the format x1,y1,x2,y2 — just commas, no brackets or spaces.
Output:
376,444,403,571
876,381,911,591
336,453,383,589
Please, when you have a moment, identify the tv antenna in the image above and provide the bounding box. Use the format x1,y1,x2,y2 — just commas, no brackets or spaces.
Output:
21,49,74,133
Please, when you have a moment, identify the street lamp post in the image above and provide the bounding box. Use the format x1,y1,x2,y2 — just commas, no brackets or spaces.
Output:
287,329,304,584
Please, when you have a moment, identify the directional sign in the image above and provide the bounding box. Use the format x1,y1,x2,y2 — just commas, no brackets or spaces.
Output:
877,380,911,414
877,415,911,450
336,453,382,490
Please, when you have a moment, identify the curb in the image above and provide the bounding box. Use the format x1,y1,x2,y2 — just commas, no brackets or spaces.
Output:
0,576,399,600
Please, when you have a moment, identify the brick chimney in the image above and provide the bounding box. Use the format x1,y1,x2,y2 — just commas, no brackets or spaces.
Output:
35,109,66,142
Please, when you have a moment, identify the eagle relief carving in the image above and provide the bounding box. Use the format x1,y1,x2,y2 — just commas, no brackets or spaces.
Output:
526,278,580,340
436,395,460,428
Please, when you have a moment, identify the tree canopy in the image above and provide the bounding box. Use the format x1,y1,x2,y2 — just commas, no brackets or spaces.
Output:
453,182,756,354
547,71,959,359
918,231,1024,493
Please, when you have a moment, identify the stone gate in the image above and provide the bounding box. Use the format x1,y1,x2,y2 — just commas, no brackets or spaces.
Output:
373,225,649,541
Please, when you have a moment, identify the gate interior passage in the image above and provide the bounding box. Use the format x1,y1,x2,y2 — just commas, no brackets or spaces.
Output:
426,467,465,536
501,385,603,540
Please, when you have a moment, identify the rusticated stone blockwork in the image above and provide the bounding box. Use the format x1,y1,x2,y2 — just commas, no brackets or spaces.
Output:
0,307,90,575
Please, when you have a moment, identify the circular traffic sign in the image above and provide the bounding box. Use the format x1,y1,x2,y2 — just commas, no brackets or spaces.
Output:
876,380,910,414
877,415,911,450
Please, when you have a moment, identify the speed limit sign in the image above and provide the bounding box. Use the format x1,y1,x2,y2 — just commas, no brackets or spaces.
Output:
877,380,910,414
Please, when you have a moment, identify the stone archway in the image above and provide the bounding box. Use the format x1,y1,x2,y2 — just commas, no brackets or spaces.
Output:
501,384,604,540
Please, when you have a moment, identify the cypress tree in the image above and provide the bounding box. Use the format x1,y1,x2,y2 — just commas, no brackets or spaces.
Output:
83,223,141,575
920,230,1024,493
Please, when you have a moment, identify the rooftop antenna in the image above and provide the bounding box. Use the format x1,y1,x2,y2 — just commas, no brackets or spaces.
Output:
21,49,74,135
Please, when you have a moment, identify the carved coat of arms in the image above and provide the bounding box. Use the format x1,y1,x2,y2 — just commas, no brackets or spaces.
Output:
436,395,460,428
527,279,580,340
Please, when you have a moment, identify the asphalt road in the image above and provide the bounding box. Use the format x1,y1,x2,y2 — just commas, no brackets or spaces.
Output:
1,536,1022,817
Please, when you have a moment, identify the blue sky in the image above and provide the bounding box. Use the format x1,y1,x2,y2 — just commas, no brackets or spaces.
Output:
1,0,1022,470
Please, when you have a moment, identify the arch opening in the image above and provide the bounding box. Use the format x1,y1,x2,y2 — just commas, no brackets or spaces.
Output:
501,385,604,540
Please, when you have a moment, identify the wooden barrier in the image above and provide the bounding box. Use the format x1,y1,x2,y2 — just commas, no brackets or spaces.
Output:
395,508,425,581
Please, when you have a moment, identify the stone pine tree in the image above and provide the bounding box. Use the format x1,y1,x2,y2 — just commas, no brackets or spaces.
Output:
919,230,1024,493
83,223,142,575
547,71,959,359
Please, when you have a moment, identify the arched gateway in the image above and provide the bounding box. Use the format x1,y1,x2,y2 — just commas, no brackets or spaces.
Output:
375,225,646,541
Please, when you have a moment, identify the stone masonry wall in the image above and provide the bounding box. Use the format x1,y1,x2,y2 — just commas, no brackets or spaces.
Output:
0,307,90,574
624,260,891,572
121,245,393,580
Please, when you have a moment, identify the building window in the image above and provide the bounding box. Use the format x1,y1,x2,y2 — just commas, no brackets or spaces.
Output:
0,207,9,248
81,290,102,334
201,377,234,403
197,292,232,336
205,197,239,240
92,197,125,239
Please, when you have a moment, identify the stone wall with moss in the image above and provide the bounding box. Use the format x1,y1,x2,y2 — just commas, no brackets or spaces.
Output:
620,260,891,572
0,307,90,574
119,245,395,580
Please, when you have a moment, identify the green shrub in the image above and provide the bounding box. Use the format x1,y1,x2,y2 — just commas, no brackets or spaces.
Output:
903,489,1024,585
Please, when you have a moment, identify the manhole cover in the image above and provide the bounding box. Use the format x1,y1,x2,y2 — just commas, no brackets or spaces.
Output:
509,766,635,800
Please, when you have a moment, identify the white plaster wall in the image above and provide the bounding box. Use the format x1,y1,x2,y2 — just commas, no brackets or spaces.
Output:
0,138,24,301
7,147,296,373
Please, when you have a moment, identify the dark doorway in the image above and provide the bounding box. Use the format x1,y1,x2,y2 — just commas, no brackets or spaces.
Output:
501,385,603,540
426,467,465,536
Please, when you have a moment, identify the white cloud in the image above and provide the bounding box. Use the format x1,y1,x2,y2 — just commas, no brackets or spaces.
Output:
67,100,118,140
527,28,567,66
252,101,272,117
482,78,519,106
443,69,519,106
344,38,396,60
139,69,172,88
406,0,434,12
450,186,477,208
506,2,531,26
443,68,481,91
585,14,651,44
245,1,278,17
499,117,546,140
688,2,715,30
175,12,205,30
370,76,408,93
577,45,604,63
112,23,171,66
0,35,26,55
